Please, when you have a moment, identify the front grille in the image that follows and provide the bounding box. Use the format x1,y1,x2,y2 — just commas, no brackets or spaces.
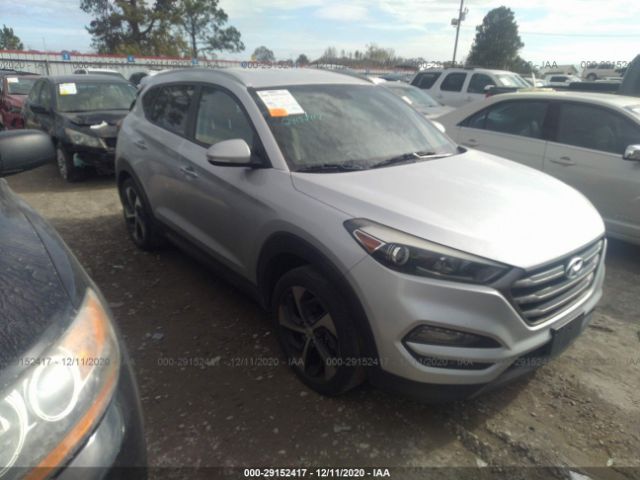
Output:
510,239,604,325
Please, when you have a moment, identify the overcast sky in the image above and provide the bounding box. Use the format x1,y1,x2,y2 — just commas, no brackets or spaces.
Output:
2,0,640,65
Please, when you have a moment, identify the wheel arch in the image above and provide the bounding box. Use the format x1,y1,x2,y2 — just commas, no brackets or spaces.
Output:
256,232,379,360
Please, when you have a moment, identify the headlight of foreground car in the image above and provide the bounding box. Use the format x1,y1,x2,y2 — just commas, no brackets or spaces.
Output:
64,128,104,148
345,219,509,284
0,290,120,480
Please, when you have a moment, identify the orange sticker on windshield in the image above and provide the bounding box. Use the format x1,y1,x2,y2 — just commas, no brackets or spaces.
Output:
269,108,289,117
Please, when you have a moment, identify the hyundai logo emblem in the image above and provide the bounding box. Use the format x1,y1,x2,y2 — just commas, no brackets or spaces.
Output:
565,257,585,279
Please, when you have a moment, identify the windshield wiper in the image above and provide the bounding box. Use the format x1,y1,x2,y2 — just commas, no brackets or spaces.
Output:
296,162,365,173
371,150,453,169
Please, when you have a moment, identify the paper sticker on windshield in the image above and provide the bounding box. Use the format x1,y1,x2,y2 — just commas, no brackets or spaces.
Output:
257,89,304,117
6,77,18,84
59,83,77,95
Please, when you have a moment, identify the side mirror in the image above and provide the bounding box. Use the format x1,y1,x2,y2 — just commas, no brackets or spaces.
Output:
0,130,55,177
206,139,255,167
431,121,446,134
623,144,640,162
30,104,50,115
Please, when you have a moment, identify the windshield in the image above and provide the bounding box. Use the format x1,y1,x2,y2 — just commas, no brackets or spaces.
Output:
495,74,530,88
56,81,136,112
255,84,457,171
6,77,37,95
384,84,441,108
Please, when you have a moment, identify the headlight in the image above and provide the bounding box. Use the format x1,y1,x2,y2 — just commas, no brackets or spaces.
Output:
64,128,104,148
0,290,120,479
345,219,509,284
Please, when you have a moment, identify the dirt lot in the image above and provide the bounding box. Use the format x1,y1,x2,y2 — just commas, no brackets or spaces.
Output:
7,165,640,479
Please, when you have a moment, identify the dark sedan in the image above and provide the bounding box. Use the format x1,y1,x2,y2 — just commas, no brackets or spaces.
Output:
22,75,137,182
0,130,146,478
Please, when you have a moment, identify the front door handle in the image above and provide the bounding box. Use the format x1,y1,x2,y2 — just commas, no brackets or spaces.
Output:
180,165,199,178
133,139,147,150
550,156,576,166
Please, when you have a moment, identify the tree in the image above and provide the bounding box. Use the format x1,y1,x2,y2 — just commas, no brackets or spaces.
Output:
0,25,24,50
466,7,524,70
80,0,186,56
252,45,275,62
296,54,309,66
179,0,244,58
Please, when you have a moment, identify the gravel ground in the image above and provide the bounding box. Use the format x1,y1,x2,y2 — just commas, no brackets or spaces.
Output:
7,164,640,480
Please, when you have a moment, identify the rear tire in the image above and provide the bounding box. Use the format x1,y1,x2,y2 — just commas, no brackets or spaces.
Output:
119,177,165,250
586,73,597,81
272,266,365,396
56,146,84,182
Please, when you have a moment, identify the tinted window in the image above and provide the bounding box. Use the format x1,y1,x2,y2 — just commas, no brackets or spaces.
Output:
39,82,52,109
195,87,254,147
467,74,495,94
440,73,466,92
461,108,489,129
144,84,195,136
556,103,640,154
484,101,549,139
28,80,43,103
413,72,441,90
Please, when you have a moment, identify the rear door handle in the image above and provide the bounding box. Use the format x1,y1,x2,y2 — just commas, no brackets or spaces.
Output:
550,156,576,166
133,139,147,150
180,165,199,178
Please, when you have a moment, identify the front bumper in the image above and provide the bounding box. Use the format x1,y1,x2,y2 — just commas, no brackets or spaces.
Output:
58,355,147,479
63,142,116,172
346,251,605,399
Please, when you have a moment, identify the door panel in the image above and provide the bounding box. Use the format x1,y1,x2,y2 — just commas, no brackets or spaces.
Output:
544,102,640,239
175,86,271,276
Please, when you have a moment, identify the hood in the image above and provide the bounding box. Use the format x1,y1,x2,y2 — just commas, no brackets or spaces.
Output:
0,181,73,370
61,110,127,128
423,105,455,119
291,149,605,269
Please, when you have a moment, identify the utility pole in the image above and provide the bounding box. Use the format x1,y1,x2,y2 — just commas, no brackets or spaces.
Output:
451,0,467,66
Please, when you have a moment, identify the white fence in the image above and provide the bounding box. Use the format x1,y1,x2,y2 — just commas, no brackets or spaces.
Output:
0,50,245,78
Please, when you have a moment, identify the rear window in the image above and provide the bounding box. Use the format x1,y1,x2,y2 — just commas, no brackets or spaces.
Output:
440,73,467,92
143,84,195,136
412,72,441,89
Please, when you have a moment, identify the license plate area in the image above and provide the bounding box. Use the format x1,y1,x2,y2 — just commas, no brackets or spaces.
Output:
549,312,590,358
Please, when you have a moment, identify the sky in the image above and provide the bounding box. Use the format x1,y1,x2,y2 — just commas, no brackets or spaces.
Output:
2,0,640,66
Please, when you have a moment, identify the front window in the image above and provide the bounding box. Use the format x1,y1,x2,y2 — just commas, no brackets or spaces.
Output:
6,77,37,95
254,84,457,171
494,74,530,88
56,81,137,112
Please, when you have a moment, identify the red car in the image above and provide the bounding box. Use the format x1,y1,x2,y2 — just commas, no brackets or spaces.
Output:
0,74,39,130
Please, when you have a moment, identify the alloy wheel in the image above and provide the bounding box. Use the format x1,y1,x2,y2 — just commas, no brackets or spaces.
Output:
278,286,340,382
123,185,147,245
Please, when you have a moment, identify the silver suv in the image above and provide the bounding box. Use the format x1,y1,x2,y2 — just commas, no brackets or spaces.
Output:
116,68,606,401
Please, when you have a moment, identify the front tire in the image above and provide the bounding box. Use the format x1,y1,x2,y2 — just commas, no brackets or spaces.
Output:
56,146,84,182
272,266,365,396
119,177,165,250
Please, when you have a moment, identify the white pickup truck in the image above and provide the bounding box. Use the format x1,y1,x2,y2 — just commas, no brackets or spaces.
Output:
410,67,531,107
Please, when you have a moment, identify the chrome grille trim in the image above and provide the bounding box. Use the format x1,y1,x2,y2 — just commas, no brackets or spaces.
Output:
510,239,604,325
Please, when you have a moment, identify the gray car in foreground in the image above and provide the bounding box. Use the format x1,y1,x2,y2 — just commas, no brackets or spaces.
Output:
116,68,606,401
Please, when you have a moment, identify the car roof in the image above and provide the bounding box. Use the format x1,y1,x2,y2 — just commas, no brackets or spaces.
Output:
44,74,131,84
417,68,516,75
149,67,373,88
491,90,640,108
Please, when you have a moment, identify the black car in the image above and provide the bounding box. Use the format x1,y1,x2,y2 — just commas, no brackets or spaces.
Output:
22,75,137,182
0,130,146,478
